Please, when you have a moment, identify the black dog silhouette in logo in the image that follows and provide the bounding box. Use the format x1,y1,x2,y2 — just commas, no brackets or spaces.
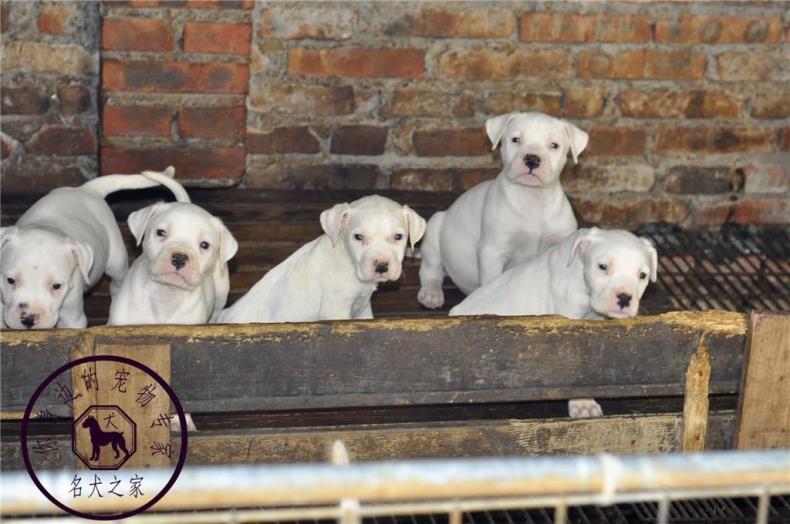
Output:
82,416,130,461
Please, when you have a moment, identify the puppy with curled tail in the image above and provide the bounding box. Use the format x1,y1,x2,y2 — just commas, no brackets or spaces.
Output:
108,176,238,326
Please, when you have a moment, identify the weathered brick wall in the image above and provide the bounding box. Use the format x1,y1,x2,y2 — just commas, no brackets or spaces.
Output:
1,1,99,193
2,1,788,226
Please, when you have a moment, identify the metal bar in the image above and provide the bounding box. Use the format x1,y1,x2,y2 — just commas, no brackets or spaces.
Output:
3,451,790,517
651,231,719,310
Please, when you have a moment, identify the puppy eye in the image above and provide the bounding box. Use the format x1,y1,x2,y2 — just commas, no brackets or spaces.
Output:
353,234,364,241
639,271,648,280
598,263,608,272
156,229,167,238
200,241,210,250
52,283,62,290
394,234,403,241
6,277,15,285
511,137,521,144
550,142,560,149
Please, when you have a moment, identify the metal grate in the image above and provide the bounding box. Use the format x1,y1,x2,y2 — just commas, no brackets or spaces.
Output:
637,223,790,314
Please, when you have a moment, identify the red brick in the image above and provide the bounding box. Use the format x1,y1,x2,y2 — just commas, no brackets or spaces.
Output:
103,60,249,94
751,91,790,119
578,50,705,80
742,161,790,194
1,164,85,194
101,146,245,180
439,48,573,80
619,90,742,119
26,126,96,156
571,197,690,228
1,3,9,34
716,52,788,82
58,85,91,116
247,127,320,154
663,166,735,194
0,86,50,115
289,48,424,78
655,15,783,44
111,1,253,8
183,22,251,55
782,129,790,152
586,128,646,157
413,128,489,157
387,7,515,38
390,88,475,118
483,87,605,118
459,168,501,189
391,169,455,192
38,4,75,34
520,12,648,43
563,164,655,193
260,6,357,40
695,198,789,225
179,106,245,140
331,126,387,156
103,106,172,137
246,162,380,190
102,18,173,52
249,82,354,115
655,127,777,154
1,133,14,159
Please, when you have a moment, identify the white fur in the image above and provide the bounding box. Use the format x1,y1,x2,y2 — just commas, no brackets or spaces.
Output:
108,180,238,326
0,167,179,329
418,112,588,309
218,195,426,323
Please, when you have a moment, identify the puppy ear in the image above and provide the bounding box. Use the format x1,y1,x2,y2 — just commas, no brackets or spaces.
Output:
403,205,427,249
0,226,18,251
563,120,589,164
70,241,94,284
320,203,351,247
640,237,658,282
485,112,517,150
128,202,167,246
213,217,238,263
567,228,598,268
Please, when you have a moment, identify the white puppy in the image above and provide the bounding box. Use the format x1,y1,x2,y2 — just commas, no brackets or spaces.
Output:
218,195,426,323
0,168,182,329
450,227,658,418
108,177,237,326
418,112,588,309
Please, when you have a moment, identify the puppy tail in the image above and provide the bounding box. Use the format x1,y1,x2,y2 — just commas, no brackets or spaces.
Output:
81,166,190,202
140,166,191,203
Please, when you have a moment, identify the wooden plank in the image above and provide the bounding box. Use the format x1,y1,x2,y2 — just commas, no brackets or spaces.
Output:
735,312,790,449
682,336,711,451
2,311,746,414
1,412,736,470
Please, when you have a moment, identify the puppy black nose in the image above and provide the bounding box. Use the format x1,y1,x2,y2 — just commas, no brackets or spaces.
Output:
20,315,37,329
18,302,28,309
375,262,389,274
524,154,541,169
171,253,189,270
617,293,632,308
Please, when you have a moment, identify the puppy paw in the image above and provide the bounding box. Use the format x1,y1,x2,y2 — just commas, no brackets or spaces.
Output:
417,285,444,309
568,398,603,418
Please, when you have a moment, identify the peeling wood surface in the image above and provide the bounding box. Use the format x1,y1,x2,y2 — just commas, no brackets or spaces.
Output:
2,311,748,414
736,313,790,449
1,412,736,470
682,337,711,452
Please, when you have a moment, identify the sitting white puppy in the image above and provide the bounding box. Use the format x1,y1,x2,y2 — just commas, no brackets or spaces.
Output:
418,112,588,309
0,167,181,329
450,227,658,418
108,178,238,326
218,195,426,323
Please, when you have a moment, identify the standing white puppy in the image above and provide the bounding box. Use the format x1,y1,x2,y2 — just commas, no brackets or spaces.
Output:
449,227,658,418
418,112,588,308
218,195,426,323
108,176,237,326
0,167,181,329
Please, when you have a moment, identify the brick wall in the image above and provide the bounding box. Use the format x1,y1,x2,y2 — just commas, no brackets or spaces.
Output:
1,1,788,226
0,1,100,193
